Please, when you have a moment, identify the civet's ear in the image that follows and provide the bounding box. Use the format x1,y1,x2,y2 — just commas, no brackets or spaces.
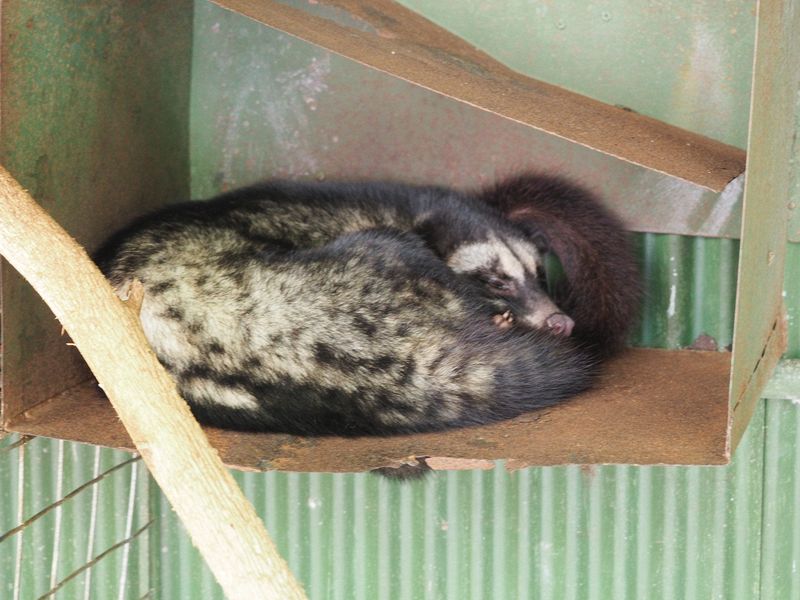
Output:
512,220,551,254
411,210,462,260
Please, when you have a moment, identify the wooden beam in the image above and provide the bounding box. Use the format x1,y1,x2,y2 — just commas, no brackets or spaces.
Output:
729,0,798,450
209,0,746,192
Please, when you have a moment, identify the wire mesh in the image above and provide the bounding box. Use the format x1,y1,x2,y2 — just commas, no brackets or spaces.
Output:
0,434,151,600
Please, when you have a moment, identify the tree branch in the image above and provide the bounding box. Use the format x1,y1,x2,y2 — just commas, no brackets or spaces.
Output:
0,166,306,600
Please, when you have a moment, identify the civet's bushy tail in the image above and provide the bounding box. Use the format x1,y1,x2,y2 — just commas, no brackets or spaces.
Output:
479,175,642,357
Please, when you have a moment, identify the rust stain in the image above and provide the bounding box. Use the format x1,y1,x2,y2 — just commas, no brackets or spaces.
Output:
689,333,720,351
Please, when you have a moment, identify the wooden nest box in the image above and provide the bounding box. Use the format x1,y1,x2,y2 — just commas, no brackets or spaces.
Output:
1,0,796,473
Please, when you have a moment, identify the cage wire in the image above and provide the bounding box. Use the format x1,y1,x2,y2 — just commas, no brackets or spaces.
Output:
0,433,152,599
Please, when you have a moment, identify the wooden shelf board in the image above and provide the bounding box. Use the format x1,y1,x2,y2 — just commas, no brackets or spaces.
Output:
209,0,746,192
6,348,732,471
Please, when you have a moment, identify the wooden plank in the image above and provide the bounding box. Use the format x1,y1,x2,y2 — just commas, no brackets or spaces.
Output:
208,0,746,192
0,1,192,423
8,348,732,470
192,2,746,240
729,0,799,449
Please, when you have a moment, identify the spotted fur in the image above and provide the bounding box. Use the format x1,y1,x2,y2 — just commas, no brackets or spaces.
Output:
96,179,597,435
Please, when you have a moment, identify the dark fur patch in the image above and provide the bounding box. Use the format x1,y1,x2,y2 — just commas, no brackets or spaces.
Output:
314,342,337,365
374,391,419,415
373,354,396,371
208,342,225,355
150,280,175,295
353,314,378,337
371,458,431,480
163,307,184,321
398,358,416,386
243,356,262,369
181,363,215,380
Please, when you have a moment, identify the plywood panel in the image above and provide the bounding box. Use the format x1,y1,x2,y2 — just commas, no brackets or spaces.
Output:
729,0,799,448
209,0,745,192
7,349,731,470
0,1,192,422
397,0,756,149
190,3,745,240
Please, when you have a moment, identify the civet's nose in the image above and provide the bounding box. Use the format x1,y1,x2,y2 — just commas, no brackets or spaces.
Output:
546,313,575,337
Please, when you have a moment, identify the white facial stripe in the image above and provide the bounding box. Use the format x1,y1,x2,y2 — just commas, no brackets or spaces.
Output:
447,240,496,274
447,235,541,285
496,242,525,282
508,239,542,276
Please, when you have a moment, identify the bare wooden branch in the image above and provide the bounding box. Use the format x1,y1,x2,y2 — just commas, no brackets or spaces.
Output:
0,166,307,600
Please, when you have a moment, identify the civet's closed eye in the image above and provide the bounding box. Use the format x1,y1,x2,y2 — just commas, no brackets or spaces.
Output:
486,276,512,292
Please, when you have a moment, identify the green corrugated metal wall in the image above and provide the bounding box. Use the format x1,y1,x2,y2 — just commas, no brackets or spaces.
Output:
762,400,800,600
3,1,800,598
154,415,766,600
0,436,151,599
